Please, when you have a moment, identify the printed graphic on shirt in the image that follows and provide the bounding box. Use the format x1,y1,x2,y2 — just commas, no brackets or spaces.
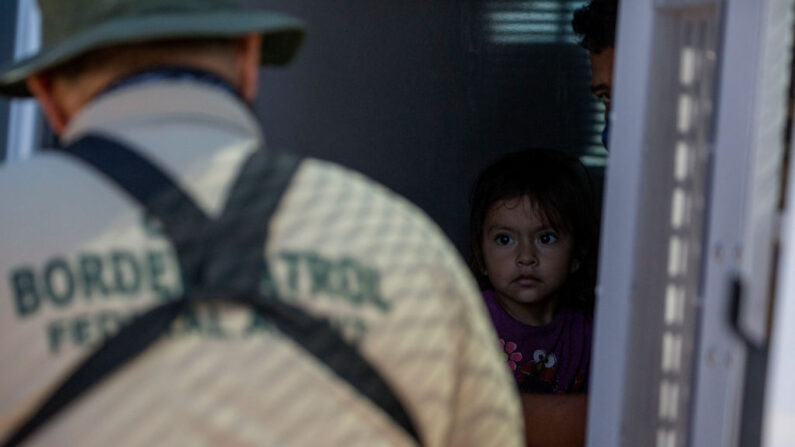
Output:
516,349,559,393
500,338,523,372
497,335,587,394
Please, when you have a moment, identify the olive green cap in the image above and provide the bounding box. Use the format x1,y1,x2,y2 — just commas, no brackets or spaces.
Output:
0,0,305,97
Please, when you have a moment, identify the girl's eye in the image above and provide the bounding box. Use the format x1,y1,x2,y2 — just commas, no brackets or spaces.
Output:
495,234,514,246
538,233,558,245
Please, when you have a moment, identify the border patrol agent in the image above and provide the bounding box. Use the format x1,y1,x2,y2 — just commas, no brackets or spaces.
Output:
0,1,523,445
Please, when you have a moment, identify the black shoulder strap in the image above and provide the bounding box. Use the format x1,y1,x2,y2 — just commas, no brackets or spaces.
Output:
2,135,419,446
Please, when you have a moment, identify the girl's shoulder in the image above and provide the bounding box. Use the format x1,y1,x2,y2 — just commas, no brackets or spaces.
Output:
555,305,594,336
556,304,592,319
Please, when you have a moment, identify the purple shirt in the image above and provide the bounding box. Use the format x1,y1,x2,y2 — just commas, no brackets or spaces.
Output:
483,290,592,394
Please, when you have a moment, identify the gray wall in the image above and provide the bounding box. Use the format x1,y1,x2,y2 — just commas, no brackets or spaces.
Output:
251,0,603,258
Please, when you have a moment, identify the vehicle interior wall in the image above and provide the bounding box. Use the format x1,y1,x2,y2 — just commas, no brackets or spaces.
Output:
247,0,606,257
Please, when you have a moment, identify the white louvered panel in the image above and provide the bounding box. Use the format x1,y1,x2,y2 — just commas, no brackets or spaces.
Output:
738,0,793,344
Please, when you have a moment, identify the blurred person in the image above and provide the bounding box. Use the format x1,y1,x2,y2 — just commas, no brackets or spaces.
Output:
572,0,619,150
0,1,523,446
469,149,598,447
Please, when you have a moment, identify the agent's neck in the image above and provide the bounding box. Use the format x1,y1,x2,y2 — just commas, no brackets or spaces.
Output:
96,66,240,100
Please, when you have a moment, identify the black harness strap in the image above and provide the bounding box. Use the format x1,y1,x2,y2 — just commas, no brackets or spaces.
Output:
2,135,419,446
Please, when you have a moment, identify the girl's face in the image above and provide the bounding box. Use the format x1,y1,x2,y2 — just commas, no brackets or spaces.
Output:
481,196,579,325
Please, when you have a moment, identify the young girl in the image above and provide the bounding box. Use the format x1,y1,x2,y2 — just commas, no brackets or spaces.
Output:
469,148,598,394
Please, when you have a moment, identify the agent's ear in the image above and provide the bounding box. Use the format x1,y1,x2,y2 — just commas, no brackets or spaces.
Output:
236,33,262,102
26,72,69,136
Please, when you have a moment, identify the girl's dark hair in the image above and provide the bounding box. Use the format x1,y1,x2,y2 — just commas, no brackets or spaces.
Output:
571,0,619,53
468,149,599,311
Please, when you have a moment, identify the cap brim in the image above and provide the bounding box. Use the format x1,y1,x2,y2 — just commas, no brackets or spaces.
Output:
0,10,305,97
